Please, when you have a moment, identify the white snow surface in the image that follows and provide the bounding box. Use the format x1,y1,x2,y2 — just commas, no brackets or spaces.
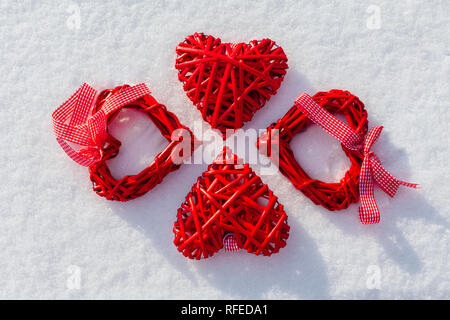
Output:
0,0,449,299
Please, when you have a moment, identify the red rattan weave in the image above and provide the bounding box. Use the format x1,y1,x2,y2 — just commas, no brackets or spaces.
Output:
258,89,368,211
175,33,288,136
173,147,290,260
88,85,196,201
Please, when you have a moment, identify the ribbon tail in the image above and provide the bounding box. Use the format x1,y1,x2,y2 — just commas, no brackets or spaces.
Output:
370,155,419,198
358,157,380,224
358,202,380,224
398,180,420,189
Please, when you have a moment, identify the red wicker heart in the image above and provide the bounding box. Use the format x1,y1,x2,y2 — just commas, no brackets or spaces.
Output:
88,85,196,201
258,89,368,211
175,33,289,136
173,147,290,260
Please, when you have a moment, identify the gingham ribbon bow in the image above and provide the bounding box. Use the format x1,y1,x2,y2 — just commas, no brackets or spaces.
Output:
294,93,419,224
52,83,150,167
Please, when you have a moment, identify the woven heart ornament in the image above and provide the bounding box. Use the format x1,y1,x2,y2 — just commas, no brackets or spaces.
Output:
175,33,289,136
173,147,290,259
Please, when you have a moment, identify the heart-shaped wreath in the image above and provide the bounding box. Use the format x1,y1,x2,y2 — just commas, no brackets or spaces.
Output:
258,89,368,210
52,83,196,201
258,89,418,224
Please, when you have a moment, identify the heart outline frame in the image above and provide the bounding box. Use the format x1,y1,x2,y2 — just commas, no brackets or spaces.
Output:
88,84,197,201
258,89,369,211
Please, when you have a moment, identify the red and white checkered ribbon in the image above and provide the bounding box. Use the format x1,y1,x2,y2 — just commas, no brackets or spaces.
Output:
52,83,150,167
223,233,240,252
294,93,419,224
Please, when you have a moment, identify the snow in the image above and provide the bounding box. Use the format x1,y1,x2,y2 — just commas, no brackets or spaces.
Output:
0,0,449,299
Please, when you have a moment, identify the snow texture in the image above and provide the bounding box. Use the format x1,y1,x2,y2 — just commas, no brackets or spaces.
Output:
0,0,449,299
